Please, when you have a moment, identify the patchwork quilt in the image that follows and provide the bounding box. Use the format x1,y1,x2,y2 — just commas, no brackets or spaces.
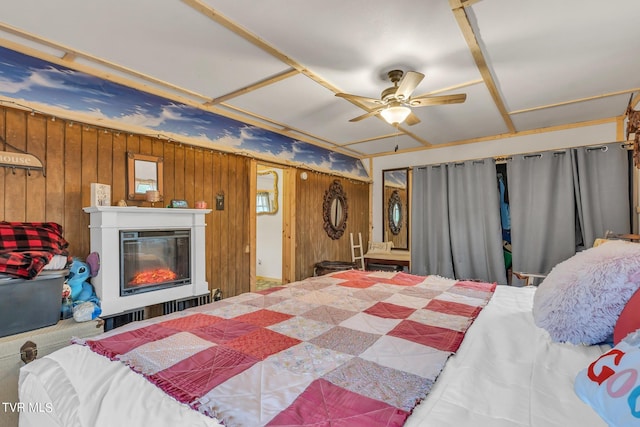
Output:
80,270,496,427
0,221,70,279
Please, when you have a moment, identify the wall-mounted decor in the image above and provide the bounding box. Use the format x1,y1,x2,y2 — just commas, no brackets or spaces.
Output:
256,170,279,215
382,168,409,250
215,193,225,211
127,152,164,201
323,180,348,240
388,190,402,236
0,137,46,176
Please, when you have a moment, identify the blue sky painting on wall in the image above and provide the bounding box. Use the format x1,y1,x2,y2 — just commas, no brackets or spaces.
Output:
0,46,368,178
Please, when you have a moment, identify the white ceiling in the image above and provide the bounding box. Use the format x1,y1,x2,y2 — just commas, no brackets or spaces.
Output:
1,0,639,160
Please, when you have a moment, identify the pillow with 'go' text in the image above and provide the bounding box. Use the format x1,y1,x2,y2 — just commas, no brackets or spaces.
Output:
574,328,640,426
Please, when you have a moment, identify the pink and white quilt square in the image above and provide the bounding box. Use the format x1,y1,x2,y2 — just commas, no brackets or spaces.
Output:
196,357,317,426
119,331,216,375
359,335,450,379
267,378,409,427
323,357,433,411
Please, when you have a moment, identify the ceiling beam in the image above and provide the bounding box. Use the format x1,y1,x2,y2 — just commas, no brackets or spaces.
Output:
425,116,616,149
340,132,405,147
510,88,640,115
183,0,339,94
412,78,483,98
61,52,77,62
0,22,212,103
183,0,428,150
365,116,618,159
205,68,299,105
218,103,364,158
449,0,516,134
397,128,433,147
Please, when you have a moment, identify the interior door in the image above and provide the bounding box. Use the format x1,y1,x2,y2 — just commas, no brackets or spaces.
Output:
251,161,290,291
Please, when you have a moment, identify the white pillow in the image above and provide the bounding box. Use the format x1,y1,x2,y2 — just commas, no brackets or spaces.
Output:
533,240,640,345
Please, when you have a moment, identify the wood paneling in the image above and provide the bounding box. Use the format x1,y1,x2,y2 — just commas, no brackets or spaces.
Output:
0,106,370,302
295,171,370,280
5,109,27,221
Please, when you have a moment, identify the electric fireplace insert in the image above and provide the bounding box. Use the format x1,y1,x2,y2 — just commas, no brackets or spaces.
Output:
120,229,191,296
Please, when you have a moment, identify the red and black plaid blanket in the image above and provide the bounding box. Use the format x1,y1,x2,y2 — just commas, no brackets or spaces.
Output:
0,221,70,279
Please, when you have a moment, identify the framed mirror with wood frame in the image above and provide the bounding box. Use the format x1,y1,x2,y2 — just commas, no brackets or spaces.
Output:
127,152,164,201
323,179,348,240
382,168,409,250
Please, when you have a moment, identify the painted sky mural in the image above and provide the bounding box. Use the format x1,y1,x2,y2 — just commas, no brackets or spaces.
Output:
0,46,367,178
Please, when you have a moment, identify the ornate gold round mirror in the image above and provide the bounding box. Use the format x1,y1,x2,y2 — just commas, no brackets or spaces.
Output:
323,180,348,239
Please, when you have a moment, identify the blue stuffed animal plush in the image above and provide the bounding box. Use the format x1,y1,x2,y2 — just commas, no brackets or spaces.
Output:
64,258,101,321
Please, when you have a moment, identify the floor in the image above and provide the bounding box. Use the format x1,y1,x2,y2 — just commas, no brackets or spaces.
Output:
256,278,282,291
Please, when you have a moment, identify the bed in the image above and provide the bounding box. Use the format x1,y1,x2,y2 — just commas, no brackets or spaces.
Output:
18,241,640,427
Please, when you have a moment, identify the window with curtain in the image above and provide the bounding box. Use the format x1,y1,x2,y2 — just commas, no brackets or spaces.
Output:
256,191,271,213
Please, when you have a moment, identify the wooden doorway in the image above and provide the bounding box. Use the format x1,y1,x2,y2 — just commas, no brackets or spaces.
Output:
249,160,295,291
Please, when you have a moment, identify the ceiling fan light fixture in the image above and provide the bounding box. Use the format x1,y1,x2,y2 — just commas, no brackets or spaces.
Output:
380,105,411,125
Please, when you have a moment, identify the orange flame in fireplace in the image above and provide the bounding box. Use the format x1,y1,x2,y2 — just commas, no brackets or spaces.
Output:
129,268,178,286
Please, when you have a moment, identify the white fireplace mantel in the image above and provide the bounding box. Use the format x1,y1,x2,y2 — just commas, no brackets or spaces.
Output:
83,206,211,317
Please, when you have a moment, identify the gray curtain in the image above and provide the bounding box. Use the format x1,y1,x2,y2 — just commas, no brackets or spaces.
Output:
411,165,454,278
572,143,630,247
507,151,576,275
447,160,507,284
411,160,506,284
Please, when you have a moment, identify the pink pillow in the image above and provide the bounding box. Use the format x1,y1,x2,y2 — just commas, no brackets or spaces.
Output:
614,287,640,345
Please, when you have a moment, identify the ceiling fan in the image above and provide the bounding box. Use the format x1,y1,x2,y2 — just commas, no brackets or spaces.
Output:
336,70,467,126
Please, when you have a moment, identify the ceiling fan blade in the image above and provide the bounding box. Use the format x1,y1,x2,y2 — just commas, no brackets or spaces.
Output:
349,108,383,123
335,92,384,108
409,93,467,107
395,71,425,101
404,111,421,126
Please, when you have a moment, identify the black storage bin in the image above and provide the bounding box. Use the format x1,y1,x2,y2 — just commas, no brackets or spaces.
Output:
366,263,404,272
314,261,356,276
0,269,67,338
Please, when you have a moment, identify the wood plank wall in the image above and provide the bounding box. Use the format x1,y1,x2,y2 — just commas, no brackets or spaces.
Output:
295,171,371,280
0,106,371,299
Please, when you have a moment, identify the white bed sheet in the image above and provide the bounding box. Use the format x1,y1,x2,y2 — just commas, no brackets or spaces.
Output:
18,285,607,427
